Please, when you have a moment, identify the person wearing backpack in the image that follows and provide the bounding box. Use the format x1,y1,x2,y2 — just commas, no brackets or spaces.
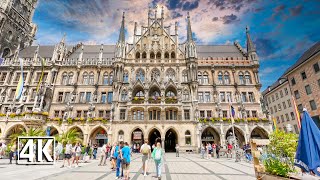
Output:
120,142,131,180
140,139,151,176
152,142,164,180
216,144,221,159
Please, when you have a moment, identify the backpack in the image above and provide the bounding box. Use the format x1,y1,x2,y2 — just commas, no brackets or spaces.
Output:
154,149,162,160
141,145,149,155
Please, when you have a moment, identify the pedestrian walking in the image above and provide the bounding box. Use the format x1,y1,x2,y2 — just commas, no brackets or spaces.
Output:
93,144,98,159
201,144,205,159
110,142,117,170
206,143,211,159
208,143,212,159
99,143,107,166
140,139,151,176
9,144,16,164
152,142,164,180
106,143,111,158
227,143,233,158
115,141,124,179
212,143,216,158
133,144,136,153
121,142,131,180
61,141,72,168
72,142,81,167
216,144,220,159
55,141,63,161
175,144,179,157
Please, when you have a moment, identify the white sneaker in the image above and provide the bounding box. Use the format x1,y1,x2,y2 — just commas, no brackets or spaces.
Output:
115,177,119,179
144,173,147,176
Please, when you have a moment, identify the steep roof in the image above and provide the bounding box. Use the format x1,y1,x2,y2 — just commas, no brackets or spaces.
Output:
65,45,115,59
18,46,55,58
197,45,245,58
283,41,320,75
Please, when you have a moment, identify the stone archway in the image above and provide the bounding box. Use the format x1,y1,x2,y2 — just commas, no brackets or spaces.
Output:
49,126,59,136
68,126,84,143
4,124,26,143
131,128,144,147
225,127,246,148
89,126,108,147
201,126,220,145
165,128,178,152
251,126,269,139
148,128,161,148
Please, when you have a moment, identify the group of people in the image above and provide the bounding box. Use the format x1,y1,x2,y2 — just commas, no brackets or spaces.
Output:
201,142,222,159
108,140,164,180
56,141,83,168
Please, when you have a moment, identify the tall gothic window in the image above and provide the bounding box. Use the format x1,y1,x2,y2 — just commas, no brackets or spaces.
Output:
164,52,169,58
171,52,175,59
136,69,145,82
135,90,144,97
103,73,109,85
89,72,94,85
183,90,189,101
142,52,147,59
136,52,140,59
123,72,129,83
150,52,155,59
218,72,223,85
121,90,127,101
203,72,209,84
62,72,68,85
166,91,175,97
166,68,175,81
83,72,89,85
224,72,230,84
68,72,74,85
156,52,161,59
197,72,202,84
109,72,113,85
239,72,244,85
245,71,252,84
151,69,160,81
182,70,188,82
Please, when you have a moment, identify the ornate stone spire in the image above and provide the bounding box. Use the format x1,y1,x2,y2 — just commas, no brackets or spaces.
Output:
185,12,197,59
246,26,256,53
115,12,126,59
187,12,193,42
118,12,125,44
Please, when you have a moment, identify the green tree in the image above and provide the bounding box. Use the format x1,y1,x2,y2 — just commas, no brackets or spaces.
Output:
55,129,82,145
9,127,45,144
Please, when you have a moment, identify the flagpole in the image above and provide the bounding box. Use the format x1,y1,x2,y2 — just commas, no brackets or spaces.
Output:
229,96,238,162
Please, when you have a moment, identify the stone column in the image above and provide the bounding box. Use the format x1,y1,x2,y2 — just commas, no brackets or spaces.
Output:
161,138,165,149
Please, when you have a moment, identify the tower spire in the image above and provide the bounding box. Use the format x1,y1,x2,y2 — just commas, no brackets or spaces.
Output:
246,26,255,53
187,12,193,42
118,12,125,43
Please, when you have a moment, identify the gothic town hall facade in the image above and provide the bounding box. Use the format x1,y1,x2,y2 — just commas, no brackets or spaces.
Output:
0,9,272,152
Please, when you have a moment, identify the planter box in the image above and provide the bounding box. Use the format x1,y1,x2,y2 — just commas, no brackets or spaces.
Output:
257,173,300,180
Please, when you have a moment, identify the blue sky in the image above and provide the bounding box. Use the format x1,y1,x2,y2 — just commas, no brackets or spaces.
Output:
33,0,320,90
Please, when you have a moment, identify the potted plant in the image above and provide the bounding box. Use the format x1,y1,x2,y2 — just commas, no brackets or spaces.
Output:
262,130,298,179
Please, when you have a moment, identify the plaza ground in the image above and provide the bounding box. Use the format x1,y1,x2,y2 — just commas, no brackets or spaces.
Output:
0,153,256,180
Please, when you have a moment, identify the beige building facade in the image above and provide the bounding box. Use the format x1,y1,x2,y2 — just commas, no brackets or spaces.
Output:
0,9,271,152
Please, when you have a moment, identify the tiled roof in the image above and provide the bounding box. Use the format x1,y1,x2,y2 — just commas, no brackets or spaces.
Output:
197,45,245,58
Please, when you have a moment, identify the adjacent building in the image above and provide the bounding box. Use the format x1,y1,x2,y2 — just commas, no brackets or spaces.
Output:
263,42,320,132
0,9,271,151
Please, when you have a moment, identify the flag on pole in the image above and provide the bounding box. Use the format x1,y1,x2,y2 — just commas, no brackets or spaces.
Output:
272,117,278,131
36,57,45,93
292,96,301,129
0,57,3,65
229,96,235,124
15,58,24,100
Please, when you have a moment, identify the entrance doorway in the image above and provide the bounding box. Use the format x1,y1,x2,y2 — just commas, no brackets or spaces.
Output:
89,127,108,147
131,128,144,152
165,129,177,152
201,127,220,146
148,128,161,148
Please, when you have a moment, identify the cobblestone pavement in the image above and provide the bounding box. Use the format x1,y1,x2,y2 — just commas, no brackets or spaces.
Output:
0,153,256,180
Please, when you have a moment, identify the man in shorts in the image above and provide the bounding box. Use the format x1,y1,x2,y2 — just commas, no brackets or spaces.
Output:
121,142,131,180
61,141,72,168
140,139,151,176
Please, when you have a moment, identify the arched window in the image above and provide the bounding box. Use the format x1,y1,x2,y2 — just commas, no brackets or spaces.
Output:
245,71,252,84
185,130,191,145
203,72,209,84
121,90,127,101
171,52,175,59
150,52,155,59
118,130,124,141
8,31,13,41
182,70,188,82
142,52,147,59
151,68,160,81
156,52,161,59
166,68,175,81
83,72,88,85
68,72,74,85
239,72,244,85
136,52,140,59
166,91,175,97
62,72,68,85
197,72,202,84
151,91,160,97
164,52,169,58
2,48,11,57
135,90,144,97
136,69,145,82
109,72,113,85
218,72,223,85
103,73,109,85
224,72,230,85
123,72,129,83
89,72,94,85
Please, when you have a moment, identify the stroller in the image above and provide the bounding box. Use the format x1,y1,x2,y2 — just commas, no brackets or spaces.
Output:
245,148,253,163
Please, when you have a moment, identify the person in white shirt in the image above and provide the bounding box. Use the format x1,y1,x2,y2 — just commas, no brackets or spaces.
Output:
72,142,82,167
55,142,63,161
99,143,107,166
140,140,151,176
61,141,72,168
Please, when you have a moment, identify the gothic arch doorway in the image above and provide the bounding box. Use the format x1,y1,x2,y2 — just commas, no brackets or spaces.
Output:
251,127,269,139
148,128,161,148
89,126,108,147
225,127,245,148
131,128,144,147
165,129,178,152
201,127,220,145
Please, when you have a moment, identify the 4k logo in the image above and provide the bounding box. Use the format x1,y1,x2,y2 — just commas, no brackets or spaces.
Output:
18,137,55,165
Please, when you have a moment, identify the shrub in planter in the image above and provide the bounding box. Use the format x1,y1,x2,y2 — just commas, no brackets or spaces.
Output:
263,130,298,178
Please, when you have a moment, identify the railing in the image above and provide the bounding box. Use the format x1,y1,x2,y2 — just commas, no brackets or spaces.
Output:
165,97,178,104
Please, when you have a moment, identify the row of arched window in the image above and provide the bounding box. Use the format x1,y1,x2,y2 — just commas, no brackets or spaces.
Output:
136,51,175,59
62,72,74,85
197,71,252,85
135,68,176,82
